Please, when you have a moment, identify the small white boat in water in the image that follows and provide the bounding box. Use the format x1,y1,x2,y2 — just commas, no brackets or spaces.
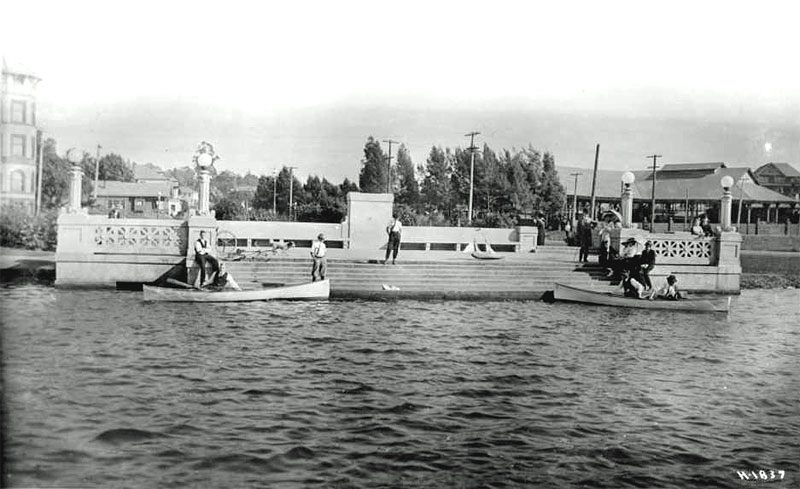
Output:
143,279,330,302
553,282,730,313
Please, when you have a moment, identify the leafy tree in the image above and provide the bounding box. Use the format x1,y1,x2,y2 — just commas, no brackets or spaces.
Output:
95,153,135,182
538,151,566,220
166,166,196,188
340,178,359,196
358,137,387,193
213,197,247,221
253,174,278,212
394,144,420,209
420,146,454,217
252,166,302,217
39,139,93,209
212,170,239,199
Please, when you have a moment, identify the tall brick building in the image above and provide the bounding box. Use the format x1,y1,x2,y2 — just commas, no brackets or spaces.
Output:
0,58,41,212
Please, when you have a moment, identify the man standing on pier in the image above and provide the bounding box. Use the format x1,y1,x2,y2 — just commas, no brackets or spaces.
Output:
194,231,220,287
311,233,327,282
384,213,403,264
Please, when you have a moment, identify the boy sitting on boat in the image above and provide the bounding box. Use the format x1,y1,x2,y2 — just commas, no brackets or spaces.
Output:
655,274,682,300
618,268,652,299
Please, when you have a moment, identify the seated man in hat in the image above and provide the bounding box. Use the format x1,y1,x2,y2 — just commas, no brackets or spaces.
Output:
310,233,327,282
639,240,656,290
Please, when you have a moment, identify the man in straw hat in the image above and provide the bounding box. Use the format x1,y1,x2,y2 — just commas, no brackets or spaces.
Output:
310,233,327,282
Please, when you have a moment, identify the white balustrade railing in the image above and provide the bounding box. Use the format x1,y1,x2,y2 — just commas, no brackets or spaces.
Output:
650,237,715,264
90,219,186,254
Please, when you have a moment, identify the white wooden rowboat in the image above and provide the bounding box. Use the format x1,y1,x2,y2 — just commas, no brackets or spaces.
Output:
553,282,730,313
143,279,329,302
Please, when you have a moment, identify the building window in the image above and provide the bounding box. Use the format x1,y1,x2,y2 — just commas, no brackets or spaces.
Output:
10,170,26,193
11,135,26,157
11,101,26,123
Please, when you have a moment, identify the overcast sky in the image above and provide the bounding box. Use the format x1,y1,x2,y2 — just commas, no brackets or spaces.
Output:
3,0,799,182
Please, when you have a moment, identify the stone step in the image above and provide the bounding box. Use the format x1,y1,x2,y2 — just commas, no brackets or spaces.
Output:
221,250,611,300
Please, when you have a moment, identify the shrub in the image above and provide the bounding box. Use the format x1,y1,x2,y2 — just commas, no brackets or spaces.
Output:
0,207,59,251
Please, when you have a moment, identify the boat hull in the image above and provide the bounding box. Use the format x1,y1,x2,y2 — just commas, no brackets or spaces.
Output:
143,280,330,302
553,282,730,313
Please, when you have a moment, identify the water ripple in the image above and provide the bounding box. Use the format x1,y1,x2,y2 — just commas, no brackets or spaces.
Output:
1,286,798,488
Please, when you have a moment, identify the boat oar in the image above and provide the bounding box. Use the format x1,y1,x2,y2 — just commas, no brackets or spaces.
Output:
166,278,199,289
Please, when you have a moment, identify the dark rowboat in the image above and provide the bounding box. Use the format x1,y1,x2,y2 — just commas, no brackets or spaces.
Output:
143,279,330,302
553,282,730,313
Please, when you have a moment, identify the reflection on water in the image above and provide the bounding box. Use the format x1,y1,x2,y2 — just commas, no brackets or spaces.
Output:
1,287,799,488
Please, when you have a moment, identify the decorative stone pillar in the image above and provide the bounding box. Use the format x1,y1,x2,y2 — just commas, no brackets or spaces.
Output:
720,175,734,231
198,168,211,215
516,226,537,253
620,171,635,228
68,165,83,213
65,147,85,214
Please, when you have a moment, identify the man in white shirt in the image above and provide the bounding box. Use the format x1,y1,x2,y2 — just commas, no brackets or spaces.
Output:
384,213,403,264
310,233,327,282
194,230,220,286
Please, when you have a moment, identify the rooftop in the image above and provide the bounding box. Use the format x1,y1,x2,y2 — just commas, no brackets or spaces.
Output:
557,163,794,203
96,181,175,198
756,162,800,178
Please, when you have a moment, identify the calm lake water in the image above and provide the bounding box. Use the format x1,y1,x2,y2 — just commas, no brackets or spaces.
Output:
1,286,798,488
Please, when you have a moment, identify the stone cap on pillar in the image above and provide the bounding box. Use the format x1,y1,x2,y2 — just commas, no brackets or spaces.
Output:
346,192,394,204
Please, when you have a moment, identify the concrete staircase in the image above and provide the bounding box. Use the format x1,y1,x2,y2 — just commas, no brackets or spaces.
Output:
225,244,613,300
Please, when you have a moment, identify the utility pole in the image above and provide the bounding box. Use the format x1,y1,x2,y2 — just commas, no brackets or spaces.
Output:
570,172,582,223
382,139,399,193
590,144,600,220
288,166,298,220
272,168,277,213
465,131,480,225
93,145,102,202
646,154,662,232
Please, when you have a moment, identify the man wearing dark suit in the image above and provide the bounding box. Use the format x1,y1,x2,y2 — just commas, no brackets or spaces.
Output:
639,240,656,290
194,231,220,287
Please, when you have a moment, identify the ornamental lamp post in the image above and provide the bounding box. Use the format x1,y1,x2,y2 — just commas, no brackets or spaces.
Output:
66,148,84,213
736,174,747,227
197,153,213,215
720,175,734,231
620,171,635,228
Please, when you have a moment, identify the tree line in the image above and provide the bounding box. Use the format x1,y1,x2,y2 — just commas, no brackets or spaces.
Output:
357,136,566,227
31,136,566,228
